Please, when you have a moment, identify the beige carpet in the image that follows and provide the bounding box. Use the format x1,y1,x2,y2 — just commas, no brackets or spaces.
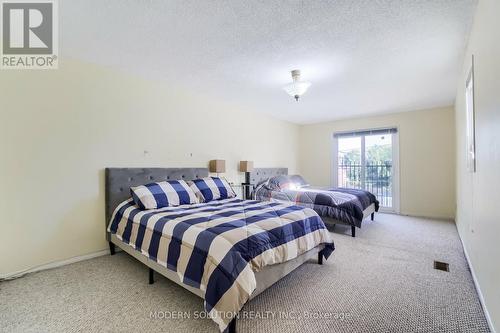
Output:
0,214,490,332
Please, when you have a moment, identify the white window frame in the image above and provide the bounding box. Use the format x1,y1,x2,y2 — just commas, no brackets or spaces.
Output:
465,55,476,173
332,128,400,214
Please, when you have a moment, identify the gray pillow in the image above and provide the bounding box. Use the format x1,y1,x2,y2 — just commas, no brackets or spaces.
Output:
265,175,309,191
289,174,309,187
266,175,290,190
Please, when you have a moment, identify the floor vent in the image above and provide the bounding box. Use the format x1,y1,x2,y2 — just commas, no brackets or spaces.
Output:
434,261,449,272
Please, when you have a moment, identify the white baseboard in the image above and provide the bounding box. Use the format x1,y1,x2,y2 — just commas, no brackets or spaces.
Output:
458,232,496,333
397,212,455,222
0,249,110,281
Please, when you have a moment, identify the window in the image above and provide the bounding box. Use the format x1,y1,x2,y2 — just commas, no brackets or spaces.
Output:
465,56,476,173
333,128,399,212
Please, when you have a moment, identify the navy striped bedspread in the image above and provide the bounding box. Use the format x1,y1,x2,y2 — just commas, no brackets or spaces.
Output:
108,198,334,331
255,186,379,228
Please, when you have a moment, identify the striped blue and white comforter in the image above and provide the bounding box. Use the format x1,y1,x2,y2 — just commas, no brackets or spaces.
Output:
108,198,334,331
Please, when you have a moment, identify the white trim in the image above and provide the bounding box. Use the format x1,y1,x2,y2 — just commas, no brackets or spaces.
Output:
458,232,496,333
331,136,339,187
397,212,454,221
360,135,366,188
0,249,110,281
392,130,401,213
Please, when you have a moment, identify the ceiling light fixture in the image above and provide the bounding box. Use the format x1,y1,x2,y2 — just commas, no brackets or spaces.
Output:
283,69,311,101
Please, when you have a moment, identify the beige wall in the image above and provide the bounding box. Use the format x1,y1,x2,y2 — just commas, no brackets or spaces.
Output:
298,107,456,219
0,59,299,275
455,0,500,330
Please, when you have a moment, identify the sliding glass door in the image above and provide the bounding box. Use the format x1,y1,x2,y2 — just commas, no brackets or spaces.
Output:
334,128,399,212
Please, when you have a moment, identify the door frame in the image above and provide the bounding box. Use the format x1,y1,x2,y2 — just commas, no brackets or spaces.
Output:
331,127,400,214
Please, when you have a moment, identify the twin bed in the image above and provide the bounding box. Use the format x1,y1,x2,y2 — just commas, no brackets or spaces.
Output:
247,168,379,237
105,168,334,333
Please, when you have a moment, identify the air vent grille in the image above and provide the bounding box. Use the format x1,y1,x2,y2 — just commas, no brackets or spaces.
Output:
434,261,449,272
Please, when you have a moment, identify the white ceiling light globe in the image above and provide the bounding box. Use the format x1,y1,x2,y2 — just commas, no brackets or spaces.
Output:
283,70,311,101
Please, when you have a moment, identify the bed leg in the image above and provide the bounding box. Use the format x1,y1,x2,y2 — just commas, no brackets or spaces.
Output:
351,226,356,237
149,268,155,285
109,242,115,255
371,212,374,221
226,317,236,333
318,250,324,265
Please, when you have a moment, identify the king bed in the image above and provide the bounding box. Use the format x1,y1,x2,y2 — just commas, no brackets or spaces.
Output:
105,168,335,332
248,168,379,237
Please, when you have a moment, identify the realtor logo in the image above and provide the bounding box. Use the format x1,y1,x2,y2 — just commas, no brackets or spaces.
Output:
1,0,58,69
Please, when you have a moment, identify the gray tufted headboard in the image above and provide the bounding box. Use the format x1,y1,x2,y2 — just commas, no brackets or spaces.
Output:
105,167,208,241
247,168,288,186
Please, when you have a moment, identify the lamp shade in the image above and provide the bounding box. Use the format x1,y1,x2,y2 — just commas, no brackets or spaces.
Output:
239,161,254,172
209,160,226,173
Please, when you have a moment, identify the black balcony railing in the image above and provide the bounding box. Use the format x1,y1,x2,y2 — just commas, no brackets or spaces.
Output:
338,160,393,207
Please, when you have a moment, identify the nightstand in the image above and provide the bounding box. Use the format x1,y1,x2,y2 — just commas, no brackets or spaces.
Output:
241,183,255,200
